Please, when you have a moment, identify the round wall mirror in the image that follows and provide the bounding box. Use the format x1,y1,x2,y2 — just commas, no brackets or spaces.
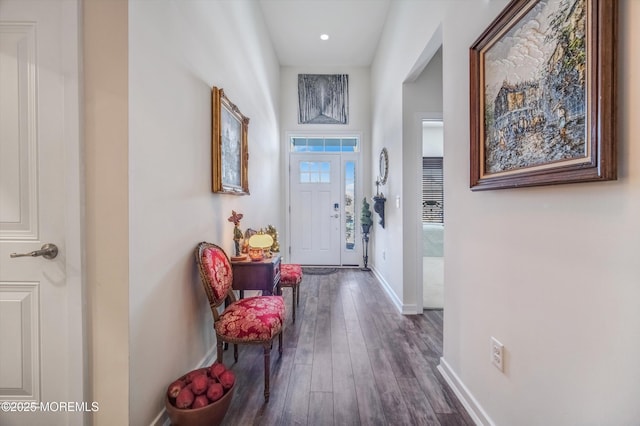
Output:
378,147,389,185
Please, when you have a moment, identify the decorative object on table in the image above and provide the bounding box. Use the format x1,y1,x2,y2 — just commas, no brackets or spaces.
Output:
373,195,386,229
241,228,257,254
195,242,285,402
227,210,245,259
164,361,236,426
298,74,349,124
247,246,264,262
265,225,280,253
469,0,617,191
360,198,373,271
212,86,250,195
248,233,274,261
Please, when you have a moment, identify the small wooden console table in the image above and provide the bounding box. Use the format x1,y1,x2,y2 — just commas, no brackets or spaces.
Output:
231,254,281,297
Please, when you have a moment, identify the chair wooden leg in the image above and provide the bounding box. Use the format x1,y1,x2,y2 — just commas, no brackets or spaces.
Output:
296,283,300,305
278,332,283,355
216,340,224,363
291,287,296,323
233,344,239,362
263,344,271,403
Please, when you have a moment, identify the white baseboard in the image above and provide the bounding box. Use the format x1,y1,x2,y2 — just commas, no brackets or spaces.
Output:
149,345,219,426
370,265,421,314
437,357,495,426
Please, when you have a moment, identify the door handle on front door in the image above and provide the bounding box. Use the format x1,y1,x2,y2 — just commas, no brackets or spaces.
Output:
10,243,59,260
331,214,339,218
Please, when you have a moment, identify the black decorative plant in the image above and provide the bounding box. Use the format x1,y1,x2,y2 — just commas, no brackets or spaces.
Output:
360,198,373,270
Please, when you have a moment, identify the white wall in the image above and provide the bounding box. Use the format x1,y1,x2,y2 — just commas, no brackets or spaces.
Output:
127,1,280,424
279,66,371,264
370,1,446,310
373,1,640,424
423,122,444,158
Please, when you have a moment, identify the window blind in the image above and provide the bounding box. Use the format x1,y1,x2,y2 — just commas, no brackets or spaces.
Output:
422,157,444,223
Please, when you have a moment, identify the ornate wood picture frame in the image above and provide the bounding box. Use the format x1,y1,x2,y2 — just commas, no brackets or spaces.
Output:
469,0,617,191
212,86,249,195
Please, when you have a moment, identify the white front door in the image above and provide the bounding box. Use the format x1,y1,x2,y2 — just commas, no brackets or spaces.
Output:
290,154,341,265
0,1,84,425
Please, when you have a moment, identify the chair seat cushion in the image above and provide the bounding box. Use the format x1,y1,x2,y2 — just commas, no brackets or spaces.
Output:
280,264,302,287
215,296,285,342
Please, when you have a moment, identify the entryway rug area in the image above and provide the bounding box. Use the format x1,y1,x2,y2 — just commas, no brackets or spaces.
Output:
301,267,337,275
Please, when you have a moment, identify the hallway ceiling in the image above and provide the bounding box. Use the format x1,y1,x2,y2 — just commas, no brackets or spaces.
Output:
258,0,391,67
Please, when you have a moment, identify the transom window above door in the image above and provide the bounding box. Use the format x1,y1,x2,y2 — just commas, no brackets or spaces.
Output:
290,137,359,152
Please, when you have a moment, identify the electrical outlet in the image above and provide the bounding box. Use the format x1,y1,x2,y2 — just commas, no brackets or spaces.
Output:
490,337,504,372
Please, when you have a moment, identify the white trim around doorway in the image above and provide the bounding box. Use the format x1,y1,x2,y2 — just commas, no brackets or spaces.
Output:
414,113,443,314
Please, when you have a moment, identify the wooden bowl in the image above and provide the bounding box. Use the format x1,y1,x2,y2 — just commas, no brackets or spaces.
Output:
165,382,235,426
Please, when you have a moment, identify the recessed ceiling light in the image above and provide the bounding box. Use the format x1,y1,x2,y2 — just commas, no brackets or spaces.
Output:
320,34,330,41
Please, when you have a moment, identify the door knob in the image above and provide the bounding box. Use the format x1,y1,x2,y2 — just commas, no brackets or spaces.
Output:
10,243,59,260
331,214,339,218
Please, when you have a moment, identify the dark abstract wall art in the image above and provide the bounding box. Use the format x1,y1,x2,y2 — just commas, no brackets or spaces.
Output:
298,74,349,124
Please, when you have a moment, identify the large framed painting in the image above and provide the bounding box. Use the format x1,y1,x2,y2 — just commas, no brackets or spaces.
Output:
469,0,617,190
298,74,349,124
212,86,249,195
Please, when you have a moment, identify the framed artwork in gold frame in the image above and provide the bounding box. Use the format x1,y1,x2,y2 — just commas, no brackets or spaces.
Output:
469,0,617,190
212,86,249,195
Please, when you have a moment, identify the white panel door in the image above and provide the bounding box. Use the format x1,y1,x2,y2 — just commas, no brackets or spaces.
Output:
0,1,84,424
290,154,341,265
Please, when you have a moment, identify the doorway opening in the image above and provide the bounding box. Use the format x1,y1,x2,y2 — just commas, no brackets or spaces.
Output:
287,135,361,266
422,120,444,309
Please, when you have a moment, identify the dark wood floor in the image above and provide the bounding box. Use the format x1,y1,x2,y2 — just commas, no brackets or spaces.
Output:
219,269,474,426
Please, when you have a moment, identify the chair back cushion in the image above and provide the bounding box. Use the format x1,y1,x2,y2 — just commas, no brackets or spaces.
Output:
198,243,232,304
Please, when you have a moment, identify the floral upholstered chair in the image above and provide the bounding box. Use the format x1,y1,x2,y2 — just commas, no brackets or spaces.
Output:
195,242,285,402
279,264,303,323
